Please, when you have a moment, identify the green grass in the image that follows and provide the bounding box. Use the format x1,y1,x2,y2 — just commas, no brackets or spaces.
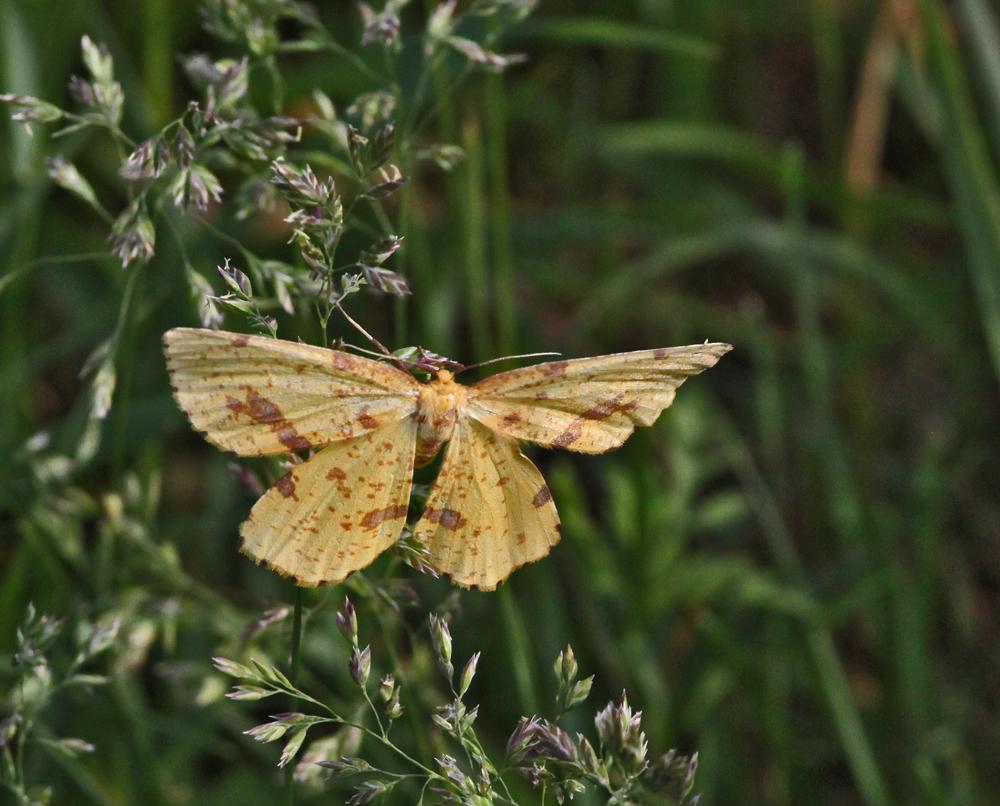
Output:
1,0,999,804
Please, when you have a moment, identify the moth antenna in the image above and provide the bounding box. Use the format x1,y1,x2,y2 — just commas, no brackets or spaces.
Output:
334,301,392,356
462,351,562,373
335,304,464,375
342,343,401,361
338,342,434,371
334,301,408,369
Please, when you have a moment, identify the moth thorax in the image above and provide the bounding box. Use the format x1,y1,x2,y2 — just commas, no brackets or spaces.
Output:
414,376,467,468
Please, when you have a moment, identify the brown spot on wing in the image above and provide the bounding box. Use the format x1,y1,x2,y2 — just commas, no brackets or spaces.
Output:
581,394,636,420
502,412,521,427
225,387,315,452
358,409,379,430
329,352,353,370
274,474,297,500
552,420,583,448
240,390,281,423
232,334,250,347
360,505,409,529
277,425,311,451
327,467,347,481
541,360,569,376
424,508,467,530
532,486,553,508
549,396,637,449
497,476,511,486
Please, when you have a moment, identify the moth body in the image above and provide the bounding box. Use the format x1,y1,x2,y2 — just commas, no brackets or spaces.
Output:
414,370,467,468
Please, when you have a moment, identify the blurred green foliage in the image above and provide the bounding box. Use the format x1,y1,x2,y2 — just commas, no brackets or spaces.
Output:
1,0,999,804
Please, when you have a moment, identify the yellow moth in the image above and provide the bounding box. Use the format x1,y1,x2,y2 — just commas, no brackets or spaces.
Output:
163,327,731,589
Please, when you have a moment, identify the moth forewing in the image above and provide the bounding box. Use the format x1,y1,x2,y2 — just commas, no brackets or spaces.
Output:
163,327,421,457
468,343,732,397
464,343,732,453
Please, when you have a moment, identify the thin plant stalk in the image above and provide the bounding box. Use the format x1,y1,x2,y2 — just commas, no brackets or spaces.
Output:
285,586,305,805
